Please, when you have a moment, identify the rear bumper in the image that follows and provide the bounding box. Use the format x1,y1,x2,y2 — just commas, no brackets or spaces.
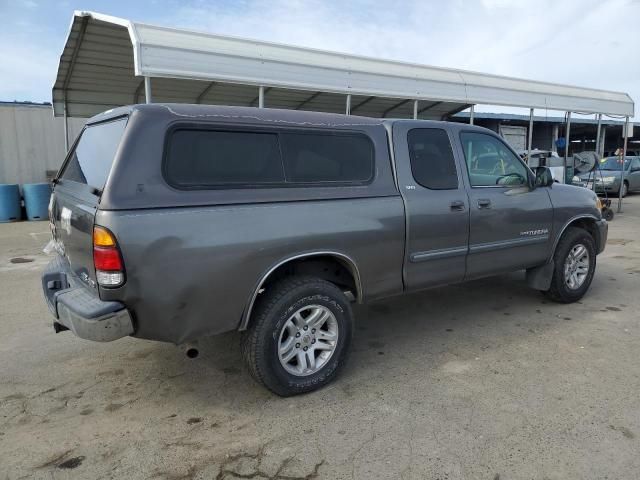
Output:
596,219,608,254
42,255,134,342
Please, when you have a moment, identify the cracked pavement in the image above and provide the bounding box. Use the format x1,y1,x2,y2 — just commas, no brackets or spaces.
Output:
1,196,640,479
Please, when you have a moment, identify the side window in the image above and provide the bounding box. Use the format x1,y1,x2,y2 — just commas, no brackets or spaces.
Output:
631,158,640,172
165,130,284,187
164,129,375,188
407,128,458,190
280,133,374,184
460,132,529,187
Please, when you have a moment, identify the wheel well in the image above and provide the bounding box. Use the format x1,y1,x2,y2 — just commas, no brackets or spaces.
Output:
562,218,600,252
262,255,359,300
240,254,361,330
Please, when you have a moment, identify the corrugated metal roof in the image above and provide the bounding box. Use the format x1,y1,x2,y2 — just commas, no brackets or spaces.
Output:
52,11,635,119
453,112,640,126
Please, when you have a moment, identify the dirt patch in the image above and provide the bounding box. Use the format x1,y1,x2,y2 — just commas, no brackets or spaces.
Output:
58,456,85,469
9,257,34,264
608,238,633,245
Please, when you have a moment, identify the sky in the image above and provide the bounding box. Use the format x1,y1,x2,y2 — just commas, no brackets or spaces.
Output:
1,0,638,120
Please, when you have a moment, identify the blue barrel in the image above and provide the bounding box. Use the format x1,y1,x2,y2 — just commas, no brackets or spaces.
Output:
22,183,52,221
0,184,22,222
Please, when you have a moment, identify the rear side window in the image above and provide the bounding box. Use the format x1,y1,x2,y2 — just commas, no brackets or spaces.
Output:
60,118,127,190
407,128,458,190
280,133,373,183
164,128,374,188
165,130,284,187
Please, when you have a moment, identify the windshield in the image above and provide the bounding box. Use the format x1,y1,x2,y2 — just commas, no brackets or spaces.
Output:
599,156,633,171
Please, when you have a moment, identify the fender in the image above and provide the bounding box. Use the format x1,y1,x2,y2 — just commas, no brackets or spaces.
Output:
548,213,600,262
238,251,363,331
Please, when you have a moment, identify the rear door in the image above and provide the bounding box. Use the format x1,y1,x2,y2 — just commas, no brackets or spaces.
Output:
51,117,127,289
392,123,469,291
456,130,553,278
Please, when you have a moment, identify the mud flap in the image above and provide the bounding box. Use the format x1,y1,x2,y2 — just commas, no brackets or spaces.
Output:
526,261,555,291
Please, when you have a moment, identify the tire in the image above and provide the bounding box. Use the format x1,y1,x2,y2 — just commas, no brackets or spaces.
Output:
621,181,629,198
603,208,614,221
545,227,596,303
241,276,353,396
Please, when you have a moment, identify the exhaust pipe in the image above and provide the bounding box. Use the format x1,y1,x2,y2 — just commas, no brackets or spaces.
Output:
181,342,199,359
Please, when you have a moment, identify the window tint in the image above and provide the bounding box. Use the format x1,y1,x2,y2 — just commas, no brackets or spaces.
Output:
407,128,458,190
280,133,373,183
165,129,374,188
60,118,127,190
460,132,529,187
165,130,284,187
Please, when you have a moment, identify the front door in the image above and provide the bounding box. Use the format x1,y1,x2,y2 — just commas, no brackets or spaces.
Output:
457,131,553,279
627,158,640,191
393,124,469,291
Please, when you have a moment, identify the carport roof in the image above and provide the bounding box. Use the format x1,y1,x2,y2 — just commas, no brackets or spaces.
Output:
53,11,635,119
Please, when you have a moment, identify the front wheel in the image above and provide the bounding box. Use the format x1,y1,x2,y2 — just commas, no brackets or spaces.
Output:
241,276,353,396
544,227,596,303
621,181,629,198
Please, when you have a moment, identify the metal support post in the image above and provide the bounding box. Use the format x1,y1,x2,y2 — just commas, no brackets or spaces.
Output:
144,76,152,103
564,112,572,163
258,86,265,108
469,105,475,125
618,116,630,213
595,113,602,156
63,95,69,152
527,108,534,164
345,94,351,115
413,100,418,120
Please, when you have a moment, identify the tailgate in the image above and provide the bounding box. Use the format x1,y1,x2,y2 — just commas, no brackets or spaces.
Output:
50,185,99,288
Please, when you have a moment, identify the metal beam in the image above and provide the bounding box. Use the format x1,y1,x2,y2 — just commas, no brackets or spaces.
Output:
350,96,375,114
527,108,534,164
618,116,630,213
345,94,352,115
418,101,443,114
564,111,571,163
295,91,322,110
599,125,607,158
595,113,602,156
413,100,418,119
469,105,475,125
382,99,412,118
144,76,152,103
196,82,216,104
62,15,88,150
63,94,69,152
62,16,89,92
251,86,270,107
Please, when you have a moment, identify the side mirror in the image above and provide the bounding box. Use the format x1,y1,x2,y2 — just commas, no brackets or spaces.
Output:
534,166,554,188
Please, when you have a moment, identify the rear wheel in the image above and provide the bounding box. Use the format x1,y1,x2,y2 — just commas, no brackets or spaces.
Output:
241,276,353,396
545,227,596,303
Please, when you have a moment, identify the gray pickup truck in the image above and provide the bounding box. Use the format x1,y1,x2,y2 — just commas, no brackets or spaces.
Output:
42,104,607,396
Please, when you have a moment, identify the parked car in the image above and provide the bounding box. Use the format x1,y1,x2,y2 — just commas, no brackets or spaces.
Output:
572,156,640,197
42,105,608,395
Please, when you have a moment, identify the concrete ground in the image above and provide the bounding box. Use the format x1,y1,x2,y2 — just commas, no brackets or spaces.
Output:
1,197,639,480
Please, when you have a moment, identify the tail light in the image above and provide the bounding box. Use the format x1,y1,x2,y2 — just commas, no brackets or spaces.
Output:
93,226,125,287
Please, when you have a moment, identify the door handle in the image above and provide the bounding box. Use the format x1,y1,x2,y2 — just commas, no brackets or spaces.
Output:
477,198,492,209
450,200,466,211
